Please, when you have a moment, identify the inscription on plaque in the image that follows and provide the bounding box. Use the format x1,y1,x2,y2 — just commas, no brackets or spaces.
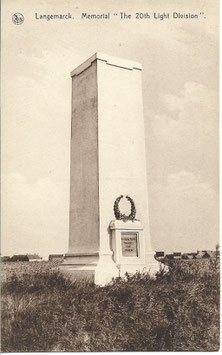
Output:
121,233,138,257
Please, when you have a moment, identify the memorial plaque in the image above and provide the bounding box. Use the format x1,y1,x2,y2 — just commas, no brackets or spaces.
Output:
121,233,138,257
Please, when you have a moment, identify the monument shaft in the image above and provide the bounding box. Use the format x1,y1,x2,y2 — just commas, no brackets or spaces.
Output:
61,53,159,284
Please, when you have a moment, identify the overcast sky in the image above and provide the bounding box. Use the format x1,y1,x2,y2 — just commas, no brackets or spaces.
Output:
2,0,219,258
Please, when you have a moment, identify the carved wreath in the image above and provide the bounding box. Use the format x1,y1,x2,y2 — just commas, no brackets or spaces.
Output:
113,195,136,222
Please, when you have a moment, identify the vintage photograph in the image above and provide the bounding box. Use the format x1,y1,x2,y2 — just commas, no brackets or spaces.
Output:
1,0,219,352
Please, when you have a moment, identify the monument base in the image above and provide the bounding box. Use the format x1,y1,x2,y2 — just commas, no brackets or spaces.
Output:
59,254,160,284
59,252,120,286
59,220,160,286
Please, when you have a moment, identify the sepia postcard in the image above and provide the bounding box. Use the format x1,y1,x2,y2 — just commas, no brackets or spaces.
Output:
1,0,219,352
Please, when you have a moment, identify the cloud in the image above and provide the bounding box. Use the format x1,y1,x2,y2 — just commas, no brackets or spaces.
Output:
148,81,218,189
151,81,218,143
1,173,69,259
149,171,219,252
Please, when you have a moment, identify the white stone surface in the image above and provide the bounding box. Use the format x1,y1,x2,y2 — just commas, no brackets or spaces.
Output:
61,53,159,285
70,52,142,77
97,54,152,258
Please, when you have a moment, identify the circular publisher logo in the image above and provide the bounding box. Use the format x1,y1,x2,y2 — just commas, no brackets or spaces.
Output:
12,13,24,25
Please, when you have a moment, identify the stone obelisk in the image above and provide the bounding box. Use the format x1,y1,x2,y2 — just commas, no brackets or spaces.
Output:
60,53,159,285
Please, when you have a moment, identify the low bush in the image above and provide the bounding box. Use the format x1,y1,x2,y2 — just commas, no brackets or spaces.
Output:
1,256,220,352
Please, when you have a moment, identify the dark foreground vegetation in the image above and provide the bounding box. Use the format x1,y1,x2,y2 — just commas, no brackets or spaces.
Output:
1,256,220,352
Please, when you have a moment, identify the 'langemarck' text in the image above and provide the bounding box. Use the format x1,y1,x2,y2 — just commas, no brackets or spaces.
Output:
35,13,73,21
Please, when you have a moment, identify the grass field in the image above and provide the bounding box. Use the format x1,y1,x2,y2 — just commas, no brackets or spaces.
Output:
1,256,220,352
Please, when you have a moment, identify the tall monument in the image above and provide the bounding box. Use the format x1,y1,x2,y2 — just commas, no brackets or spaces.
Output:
60,53,159,285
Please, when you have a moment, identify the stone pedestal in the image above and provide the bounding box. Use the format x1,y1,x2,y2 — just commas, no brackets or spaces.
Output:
60,53,159,285
110,220,145,276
